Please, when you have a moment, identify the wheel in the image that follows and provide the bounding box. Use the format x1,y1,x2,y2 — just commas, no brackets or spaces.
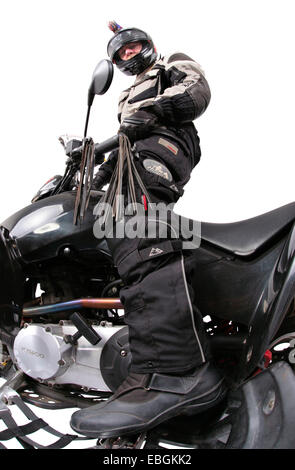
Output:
268,315,295,369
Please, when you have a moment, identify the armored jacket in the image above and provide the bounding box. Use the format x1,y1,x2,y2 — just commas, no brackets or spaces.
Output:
97,52,211,194
118,52,210,127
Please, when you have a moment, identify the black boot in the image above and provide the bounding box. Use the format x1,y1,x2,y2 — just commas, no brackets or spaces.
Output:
70,362,226,439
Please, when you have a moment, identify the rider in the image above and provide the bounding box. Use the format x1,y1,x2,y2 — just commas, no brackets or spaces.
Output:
70,21,226,439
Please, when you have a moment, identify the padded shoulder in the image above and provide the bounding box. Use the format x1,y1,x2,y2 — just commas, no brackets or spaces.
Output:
167,52,195,64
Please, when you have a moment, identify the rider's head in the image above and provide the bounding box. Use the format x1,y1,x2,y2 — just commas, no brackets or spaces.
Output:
107,21,157,76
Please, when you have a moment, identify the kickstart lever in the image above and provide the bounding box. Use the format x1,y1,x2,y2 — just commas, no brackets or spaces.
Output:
64,312,102,346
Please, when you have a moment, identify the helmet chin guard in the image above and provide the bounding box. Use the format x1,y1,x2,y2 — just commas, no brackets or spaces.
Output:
107,24,157,76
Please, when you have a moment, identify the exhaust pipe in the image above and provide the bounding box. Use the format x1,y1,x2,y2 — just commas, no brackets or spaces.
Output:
22,298,123,317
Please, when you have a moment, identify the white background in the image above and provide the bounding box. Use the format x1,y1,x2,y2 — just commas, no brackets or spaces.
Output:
1,0,295,224
0,0,295,449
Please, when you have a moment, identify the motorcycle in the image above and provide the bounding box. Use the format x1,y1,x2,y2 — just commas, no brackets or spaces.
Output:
1,59,295,450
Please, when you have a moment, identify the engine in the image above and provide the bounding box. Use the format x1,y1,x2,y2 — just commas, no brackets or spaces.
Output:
13,321,130,392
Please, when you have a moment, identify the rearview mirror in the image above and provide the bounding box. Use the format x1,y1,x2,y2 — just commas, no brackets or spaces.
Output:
88,59,114,106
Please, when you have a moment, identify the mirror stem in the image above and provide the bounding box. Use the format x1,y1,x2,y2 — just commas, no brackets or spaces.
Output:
83,105,91,138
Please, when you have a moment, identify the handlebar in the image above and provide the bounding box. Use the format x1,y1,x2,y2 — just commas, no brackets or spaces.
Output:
68,134,119,165
94,134,119,156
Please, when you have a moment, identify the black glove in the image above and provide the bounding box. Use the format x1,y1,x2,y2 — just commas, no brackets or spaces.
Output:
66,139,106,165
118,109,159,143
92,174,107,191
94,151,105,164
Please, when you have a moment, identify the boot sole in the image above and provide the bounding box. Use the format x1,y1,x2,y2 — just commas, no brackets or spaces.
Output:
71,380,227,439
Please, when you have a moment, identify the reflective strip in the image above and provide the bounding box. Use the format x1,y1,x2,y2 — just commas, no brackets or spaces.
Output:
148,217,206,363
147,218,178,238
180,254,206,363
158,138,179,155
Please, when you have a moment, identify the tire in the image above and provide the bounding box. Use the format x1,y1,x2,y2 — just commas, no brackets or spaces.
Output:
268,315,295,368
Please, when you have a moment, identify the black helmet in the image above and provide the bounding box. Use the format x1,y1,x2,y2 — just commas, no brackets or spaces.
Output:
107,21,157,76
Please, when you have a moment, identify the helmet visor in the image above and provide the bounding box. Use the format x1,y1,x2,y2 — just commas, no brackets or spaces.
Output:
117,42,143,61
107,28,150,60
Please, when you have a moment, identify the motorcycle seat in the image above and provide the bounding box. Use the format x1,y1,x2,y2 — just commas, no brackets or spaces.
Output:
200,202,295,257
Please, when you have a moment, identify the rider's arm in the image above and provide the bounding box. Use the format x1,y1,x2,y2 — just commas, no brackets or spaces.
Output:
145,53,211,124
92,149,118,189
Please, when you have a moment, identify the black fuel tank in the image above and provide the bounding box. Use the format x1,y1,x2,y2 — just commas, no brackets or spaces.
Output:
1,190,110,263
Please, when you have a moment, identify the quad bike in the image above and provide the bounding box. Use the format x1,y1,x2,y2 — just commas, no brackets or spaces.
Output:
1,60,295,450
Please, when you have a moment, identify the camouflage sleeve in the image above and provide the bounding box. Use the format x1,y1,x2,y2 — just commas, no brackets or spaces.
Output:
151,53,211,124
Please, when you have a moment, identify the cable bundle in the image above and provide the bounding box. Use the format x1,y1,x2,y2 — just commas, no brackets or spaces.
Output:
99,134,151,224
